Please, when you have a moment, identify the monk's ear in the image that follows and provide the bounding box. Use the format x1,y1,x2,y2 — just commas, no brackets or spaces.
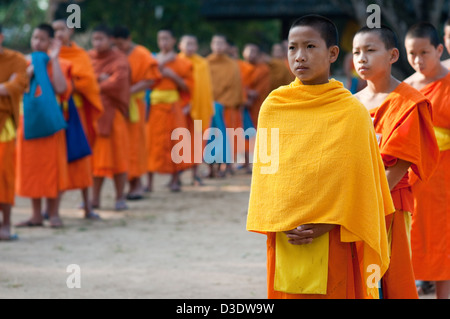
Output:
436,43,444,58
389,48,399,64
328,45,339,63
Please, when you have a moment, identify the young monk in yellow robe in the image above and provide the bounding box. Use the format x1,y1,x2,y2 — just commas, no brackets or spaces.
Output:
353,26,439,299
88,25,130,210
247,15,393,299
145,30,193,193
207,35,244,177
113,26,161,199
15,24,72,228
443,19,450,69
0,25,28,240
52,19,104,219
178,34,215,185
404,22,450,299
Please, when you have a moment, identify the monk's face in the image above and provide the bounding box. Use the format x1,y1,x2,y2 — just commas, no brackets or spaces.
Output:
271,44,285,59
179,36,197,57
352,32,399,81
91,31,112,53
31,28,52,52
288,26,339,85
52,20,72,46
157,31,175,53
444,26,450,56
0,33,3,49
405,36,444,76
243,45,259,64
114,37,132,53
210,36,228,55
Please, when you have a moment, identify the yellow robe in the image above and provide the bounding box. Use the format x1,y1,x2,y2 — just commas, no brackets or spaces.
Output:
247,78,393,298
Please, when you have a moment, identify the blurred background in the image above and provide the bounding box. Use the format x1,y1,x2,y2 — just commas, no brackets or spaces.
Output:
1,0,450,79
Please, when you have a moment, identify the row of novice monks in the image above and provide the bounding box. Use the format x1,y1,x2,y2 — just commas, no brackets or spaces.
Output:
1,16,450,299
0,22,293,233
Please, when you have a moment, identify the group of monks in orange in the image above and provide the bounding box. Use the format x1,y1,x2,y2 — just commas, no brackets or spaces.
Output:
1,15,450,300
246,15,450,300
0,22,293,235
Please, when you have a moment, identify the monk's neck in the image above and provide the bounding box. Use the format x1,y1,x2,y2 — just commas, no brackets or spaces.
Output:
0,45,3,54
366,75,400,95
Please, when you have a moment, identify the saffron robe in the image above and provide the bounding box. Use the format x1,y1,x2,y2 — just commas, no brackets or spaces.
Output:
59,41,104,189
16,58,72,198
88,48,130,177
127,45,161,179
411,72,450,281
146,55,193,174
247,78,393,299
369,82,439,299
0,48,28,204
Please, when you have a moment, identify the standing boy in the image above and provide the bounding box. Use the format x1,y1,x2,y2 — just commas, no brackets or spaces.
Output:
404,22,450,299
0,24,28,239
113,25,161,199
52,19,103,219
247,15,393,299
88,25,130,210
352,26,439,298
15,24,72,228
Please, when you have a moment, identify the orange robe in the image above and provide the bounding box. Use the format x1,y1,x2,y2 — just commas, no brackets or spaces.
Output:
411,73,450,281
268,58,295,92
369,82,439,298
146,55,193,174
246,62,271,128
127,45,161,180
178,52,214,166
0,48,28,204
59,41,103,190
88,48,130,178
207,53,244,161
16,58,72,198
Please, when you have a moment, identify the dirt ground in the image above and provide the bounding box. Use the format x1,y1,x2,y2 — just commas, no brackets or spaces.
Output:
0,163,434,299
0,164,267,299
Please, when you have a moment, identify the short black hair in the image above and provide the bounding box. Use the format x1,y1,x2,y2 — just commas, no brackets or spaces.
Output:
36,23,54,38
290,14,338,48
0,24,2,34
113,25,130,39
355,25,399,50
93,24,113,37
406,22,440,47
158,28,175,38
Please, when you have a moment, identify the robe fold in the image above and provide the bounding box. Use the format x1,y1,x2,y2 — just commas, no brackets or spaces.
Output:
0,48,28,204
89,48,130,177
411,73,450,281
247,78,393,299
369,82,439,299
16,58,72,198
146,55,193,174
127,45,161,179
59,42,104,189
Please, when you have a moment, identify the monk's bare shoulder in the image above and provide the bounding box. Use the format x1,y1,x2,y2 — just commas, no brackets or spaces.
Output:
443,59,450,69
403,72,421,88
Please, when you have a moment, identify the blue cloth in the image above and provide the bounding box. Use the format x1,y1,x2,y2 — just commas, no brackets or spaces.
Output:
23,51,66,140
242,108,256,139
65,96,92,162
204,102,231,164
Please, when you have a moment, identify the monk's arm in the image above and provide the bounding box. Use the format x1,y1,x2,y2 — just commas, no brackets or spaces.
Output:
385,158,411,191
130,79,154,94
50,57,67,94
285,224,336,245
0,83,8,96
160,67,188,92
